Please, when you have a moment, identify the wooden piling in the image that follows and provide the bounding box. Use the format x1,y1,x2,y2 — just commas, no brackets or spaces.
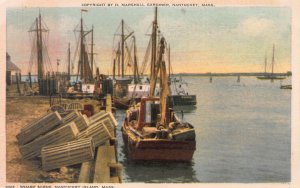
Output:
16,72,20,94
28,72,32,88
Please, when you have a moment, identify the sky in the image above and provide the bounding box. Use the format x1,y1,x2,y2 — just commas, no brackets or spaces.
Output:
6,6,291,74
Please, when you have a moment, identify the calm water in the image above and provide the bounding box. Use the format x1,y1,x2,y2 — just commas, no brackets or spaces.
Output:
115,76,291,183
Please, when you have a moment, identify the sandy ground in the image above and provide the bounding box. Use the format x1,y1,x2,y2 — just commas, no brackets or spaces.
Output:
6,96,79,183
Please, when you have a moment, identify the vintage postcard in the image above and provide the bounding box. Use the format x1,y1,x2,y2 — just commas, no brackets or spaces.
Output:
1,0,300,188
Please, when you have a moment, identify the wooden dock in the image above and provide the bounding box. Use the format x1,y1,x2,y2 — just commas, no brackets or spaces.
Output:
78,94,122,183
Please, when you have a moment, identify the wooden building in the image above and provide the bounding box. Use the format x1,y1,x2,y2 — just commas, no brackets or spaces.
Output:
6,53,21,85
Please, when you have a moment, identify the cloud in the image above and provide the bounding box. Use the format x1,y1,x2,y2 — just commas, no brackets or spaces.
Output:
237,17,275,37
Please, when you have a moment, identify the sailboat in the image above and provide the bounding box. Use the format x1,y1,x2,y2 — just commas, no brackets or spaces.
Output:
257,44,286,80
112,20,136,109
122,9,196,161
167,46,197,108
65,10,98,98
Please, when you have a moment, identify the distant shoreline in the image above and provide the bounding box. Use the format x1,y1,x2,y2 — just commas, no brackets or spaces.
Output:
20,72,292,77
174,72,292,77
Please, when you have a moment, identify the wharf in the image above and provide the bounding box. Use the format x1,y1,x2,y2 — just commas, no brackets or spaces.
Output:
78,94,122,183
6,94,121,183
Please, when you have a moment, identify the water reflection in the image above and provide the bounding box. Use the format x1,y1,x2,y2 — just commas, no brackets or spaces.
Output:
123,159,199,183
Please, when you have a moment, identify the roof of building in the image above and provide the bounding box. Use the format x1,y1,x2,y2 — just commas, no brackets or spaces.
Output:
6,53,21,72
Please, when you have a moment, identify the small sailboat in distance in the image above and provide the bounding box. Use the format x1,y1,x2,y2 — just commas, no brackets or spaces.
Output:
256,44,286,80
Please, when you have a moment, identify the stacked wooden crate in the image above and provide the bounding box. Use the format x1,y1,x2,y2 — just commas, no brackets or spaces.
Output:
77,122,111,147
62,111,81,124
89,111,117,136
42,138,95,171
17,108,119,173
19,122,79,159
77,111,118,147
16,111,62,145
72,114,89,132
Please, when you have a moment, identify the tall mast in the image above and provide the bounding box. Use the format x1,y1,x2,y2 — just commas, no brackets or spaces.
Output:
68,43,71,79
36,18,40,80
38,13,44,79
150,37,165,97
113,59,116,80
150,7,158,80
36,13,44,83
117,42,121,77
133,36,139,84
271,44,275,75
264,52,267,74
91,25,94,77
80,16,84,80
158,38,169,124
121,19,125,77
168,45,170,79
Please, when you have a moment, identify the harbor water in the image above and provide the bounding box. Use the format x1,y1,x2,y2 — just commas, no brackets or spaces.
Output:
115,76,291,183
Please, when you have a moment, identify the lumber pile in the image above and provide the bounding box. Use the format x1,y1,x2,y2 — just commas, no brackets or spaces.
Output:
77,111,118,147
62,111,82,124
77,122,111,147
17,111,62,145
17,106,120,177
73,114,89,132
88,111,117,136
41,138,95,171
19,122,79,159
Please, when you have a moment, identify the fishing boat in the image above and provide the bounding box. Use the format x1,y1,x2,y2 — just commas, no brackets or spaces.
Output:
122,97,196,161
63,10,99,99
122,15,196,161
167,47,197,108
257,44,286,80
111,20,136,109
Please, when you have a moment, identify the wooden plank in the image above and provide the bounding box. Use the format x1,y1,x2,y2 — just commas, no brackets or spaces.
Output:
106,94,112,113
110,177,120,183
78,161,94,183
93,145,115,183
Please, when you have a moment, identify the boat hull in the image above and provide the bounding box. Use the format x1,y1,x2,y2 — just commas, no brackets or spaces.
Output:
256,76,286,80
168,95,197,107
122,125,196,161
113,97,142,109
114,97,130,109
280,85,292,89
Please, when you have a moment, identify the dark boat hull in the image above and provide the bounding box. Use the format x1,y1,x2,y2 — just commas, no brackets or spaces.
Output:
280,85,292,89
114,97,130,109
122,125,196,161
168,95,197,107
256,76,286,80
113,97,142,109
